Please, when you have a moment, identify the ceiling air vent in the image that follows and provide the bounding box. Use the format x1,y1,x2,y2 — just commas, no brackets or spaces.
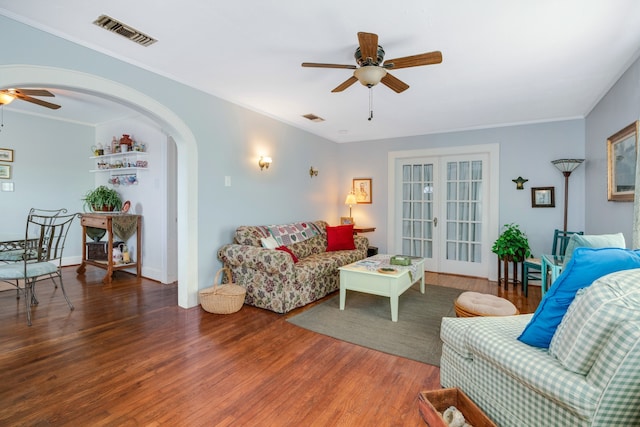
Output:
302,114,325,123
93,14,157,47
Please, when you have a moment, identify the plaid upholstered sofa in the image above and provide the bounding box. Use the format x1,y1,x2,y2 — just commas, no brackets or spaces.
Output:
440,252,640,426
218,220,368,313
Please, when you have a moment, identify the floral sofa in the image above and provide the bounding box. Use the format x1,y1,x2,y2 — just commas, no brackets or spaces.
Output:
218,220,368,313
440,247,640,426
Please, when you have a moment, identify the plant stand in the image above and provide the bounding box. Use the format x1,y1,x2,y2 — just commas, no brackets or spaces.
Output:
497,257,522,290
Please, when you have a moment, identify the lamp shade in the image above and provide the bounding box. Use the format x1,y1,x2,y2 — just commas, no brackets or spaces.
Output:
345,193,357,206
354,66,387,87
551,159,584,173
0,92,15,105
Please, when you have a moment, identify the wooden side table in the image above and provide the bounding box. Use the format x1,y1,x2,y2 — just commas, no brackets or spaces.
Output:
353,226,376,234
352,226,377,256
76,213,142,284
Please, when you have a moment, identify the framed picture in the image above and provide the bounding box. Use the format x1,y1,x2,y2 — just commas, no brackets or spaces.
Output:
0,164,11,179
0,148,13,162
353,178,372,204
607,121,638,202
340,216,354,225
531,187,555,208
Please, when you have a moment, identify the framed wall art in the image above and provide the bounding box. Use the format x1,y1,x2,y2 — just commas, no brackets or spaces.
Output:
531,187,555,208
353,178,372,204
0,148,13,162
340,216,354,225
607,121,638,202
0,164,11,179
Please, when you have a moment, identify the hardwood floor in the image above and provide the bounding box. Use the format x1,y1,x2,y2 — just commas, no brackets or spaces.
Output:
0,267,540,426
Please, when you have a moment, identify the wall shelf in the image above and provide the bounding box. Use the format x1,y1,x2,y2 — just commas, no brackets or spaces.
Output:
90,152,149,185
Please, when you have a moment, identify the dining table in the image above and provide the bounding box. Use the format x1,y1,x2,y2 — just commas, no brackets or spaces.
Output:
0,235,39,262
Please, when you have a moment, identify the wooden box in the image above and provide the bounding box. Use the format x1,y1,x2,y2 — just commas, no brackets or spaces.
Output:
418,388,496,427
86,241,123,261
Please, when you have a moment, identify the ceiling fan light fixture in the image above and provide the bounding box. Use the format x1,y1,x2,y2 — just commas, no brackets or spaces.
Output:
354,66,387,87
0,92,15,105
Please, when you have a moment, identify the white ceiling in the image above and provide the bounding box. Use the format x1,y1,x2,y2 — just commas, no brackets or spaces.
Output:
1,1,640,143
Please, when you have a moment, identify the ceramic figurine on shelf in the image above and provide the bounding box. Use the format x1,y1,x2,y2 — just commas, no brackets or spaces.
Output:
112,245,123,265
120,243,130,264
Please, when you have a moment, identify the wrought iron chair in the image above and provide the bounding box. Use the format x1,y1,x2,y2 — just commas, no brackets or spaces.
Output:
0,208,78,325
0,208,66,300
522,229,583,296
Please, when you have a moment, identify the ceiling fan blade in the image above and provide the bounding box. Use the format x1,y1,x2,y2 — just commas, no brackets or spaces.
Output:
384,51,443,70
15,94,61,110
357,32,379,62
331,76,359,93
302,62,357,70
12,89,55,97
381,73,409,93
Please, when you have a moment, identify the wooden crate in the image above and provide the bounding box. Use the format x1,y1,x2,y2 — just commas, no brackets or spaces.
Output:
418,388,496,427
86,241,123,261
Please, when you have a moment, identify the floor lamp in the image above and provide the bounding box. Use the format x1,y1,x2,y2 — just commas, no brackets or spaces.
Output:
551,158,584,232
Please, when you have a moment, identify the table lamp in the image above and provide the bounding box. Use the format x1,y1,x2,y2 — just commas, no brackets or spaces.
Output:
344,192,357,217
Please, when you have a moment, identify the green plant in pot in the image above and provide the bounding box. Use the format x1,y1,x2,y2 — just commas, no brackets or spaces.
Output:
83,185,123,212
491,223,531,262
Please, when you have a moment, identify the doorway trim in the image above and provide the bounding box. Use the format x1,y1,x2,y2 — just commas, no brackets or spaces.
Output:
387,143,500,280
1,65,199,308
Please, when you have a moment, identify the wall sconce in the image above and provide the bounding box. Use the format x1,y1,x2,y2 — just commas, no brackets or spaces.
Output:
309,166,318,178
512,176,528,190
258,156,272,171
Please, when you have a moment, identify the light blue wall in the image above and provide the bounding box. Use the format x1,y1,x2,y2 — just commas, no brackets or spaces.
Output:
0,16,341,293
585,56,640,245
338,120,586,259
3,13,638,288
0,110,92,256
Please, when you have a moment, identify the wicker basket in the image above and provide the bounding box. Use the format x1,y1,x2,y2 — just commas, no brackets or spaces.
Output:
199,267,246,314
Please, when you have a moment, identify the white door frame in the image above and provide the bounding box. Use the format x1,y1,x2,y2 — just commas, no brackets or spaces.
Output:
387,143,500,280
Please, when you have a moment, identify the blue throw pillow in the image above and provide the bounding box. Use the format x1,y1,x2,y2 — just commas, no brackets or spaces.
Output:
518,247,640,348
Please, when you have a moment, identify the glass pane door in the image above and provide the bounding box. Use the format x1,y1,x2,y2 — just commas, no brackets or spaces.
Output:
400,160,437,270
440,155,487,276
397,154,488,276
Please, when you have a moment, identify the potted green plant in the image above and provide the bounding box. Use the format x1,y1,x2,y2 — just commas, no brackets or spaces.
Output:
82,185,123,212
491,223,531,262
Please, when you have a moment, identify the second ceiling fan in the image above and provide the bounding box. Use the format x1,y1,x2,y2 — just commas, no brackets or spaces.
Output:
302,32,443,94
0,88,61,110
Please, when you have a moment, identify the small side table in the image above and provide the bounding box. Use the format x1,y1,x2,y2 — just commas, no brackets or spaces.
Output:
353,226,375,234
541,254,565,295
352,226,377,256
76,213,142,284
497,257,522,290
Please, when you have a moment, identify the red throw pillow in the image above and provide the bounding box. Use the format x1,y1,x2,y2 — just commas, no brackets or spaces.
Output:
326,224,356,252
276,245,299,263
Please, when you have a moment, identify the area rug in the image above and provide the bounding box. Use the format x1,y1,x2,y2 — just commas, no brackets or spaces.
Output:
287,284,464,366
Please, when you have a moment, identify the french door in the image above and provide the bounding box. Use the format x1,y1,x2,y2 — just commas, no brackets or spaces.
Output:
394,153,491,277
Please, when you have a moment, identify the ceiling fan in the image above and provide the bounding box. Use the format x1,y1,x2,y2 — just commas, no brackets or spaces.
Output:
302,32,443,94
0,88,61,110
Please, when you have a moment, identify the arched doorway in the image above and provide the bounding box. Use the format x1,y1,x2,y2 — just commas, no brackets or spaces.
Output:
1,65,199,308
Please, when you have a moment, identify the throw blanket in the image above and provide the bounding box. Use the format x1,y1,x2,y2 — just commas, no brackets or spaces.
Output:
266,222,320,246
